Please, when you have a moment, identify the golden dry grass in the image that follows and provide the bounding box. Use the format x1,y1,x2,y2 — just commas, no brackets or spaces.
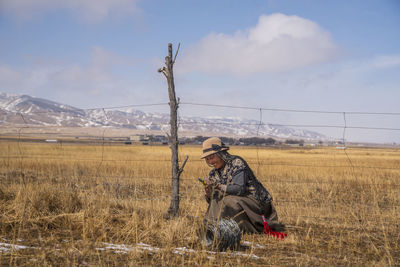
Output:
0,140,399,266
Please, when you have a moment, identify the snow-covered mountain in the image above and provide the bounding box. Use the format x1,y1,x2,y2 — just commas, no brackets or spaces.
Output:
0,92,326,140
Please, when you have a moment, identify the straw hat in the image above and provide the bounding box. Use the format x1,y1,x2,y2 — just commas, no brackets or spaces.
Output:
201,137,229,159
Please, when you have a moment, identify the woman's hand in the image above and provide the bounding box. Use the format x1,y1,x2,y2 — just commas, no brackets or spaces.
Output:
204,184,213,199
215,183,226,192
204,182,225,201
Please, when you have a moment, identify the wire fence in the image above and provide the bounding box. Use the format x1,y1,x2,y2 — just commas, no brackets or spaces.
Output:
1,100,400,226
2,101,400,130
1,101,399,153
1,101,399,170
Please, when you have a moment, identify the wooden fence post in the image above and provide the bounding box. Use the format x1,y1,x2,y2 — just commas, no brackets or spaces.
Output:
158,43,188,217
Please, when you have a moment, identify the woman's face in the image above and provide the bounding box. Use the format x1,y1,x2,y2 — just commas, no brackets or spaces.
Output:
205,153,225,169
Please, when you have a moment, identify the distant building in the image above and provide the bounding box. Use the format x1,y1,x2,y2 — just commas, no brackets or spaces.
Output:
130,135,150,142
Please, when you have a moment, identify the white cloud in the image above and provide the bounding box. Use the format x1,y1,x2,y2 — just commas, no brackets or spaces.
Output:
0,47,133,100
177,13,339,75
0,0,141,23
353,55,400,72
90,46,133,70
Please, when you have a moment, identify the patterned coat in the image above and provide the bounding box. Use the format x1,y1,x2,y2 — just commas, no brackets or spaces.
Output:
207,155,273,205
204,154,279,233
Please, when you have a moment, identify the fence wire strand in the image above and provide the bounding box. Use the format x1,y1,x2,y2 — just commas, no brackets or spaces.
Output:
1,99,400,225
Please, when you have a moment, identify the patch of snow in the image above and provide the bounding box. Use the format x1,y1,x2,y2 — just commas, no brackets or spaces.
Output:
96,242,262,260
96,242,161,254
241,241,265,249
136,243,161,252
0,242,35,252
173,247,197,255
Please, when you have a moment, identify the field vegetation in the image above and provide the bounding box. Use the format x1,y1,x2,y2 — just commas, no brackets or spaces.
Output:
0,140,399,266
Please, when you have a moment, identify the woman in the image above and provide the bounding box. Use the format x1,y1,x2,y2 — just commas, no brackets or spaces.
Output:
201,137,285,235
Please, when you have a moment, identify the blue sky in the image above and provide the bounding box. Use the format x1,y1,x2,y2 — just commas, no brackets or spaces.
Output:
1,0,399,143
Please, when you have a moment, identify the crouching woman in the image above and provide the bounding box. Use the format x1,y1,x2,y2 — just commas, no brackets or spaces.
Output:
201,137,285,235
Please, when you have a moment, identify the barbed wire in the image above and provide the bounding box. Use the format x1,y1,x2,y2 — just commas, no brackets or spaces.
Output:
2,120,400,132
180,121,400,131
4,121,400,132
95,192,400,209
256,108,263,175
0,103,170,115
282,215,399,228
2,155,400,171
342,112,355,171
86,102,170,111
274,199,400,207
3,101,399,115
1,170,399,187
2,101,400,134
2,101,400,239
180,102,400,116
2,102,400,196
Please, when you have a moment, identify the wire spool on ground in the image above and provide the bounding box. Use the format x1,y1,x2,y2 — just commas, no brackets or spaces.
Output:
199,218,241,251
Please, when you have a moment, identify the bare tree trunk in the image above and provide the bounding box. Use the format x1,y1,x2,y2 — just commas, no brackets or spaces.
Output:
158,43,187,217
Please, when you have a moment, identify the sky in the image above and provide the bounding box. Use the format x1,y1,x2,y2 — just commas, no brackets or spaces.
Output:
1,0,399,143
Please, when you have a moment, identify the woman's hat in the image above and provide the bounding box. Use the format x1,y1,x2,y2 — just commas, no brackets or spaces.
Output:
201,137,229,159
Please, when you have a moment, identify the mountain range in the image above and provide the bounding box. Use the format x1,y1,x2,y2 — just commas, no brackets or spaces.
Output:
0,92,327,140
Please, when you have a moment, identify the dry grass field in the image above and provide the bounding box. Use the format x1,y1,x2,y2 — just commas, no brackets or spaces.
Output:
0,140,399,266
